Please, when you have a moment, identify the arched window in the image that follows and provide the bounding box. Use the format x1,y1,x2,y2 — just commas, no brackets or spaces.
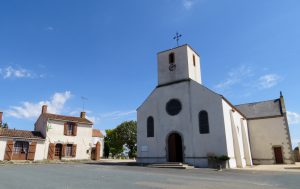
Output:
147,116,154,137
169,53,175,63
199,111,209,134
193,55,196,66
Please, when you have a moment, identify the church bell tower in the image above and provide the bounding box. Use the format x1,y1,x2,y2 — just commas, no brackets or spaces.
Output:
157,44,202,86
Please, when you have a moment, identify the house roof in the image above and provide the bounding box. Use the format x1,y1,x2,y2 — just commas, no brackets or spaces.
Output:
235,99,282,119
92,129,104,138
0,129,44,140
43,113,93,125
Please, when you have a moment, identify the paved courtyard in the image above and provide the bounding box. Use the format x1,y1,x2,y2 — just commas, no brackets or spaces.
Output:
0,163,299,189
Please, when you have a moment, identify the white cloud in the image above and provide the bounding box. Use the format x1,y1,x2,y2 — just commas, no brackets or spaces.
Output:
45,26,54,31
0,66,32,79
183,0,195,10
86,115,96,123
258,74,282,89
182,0,202,10
215,65,253,89
99,110,136,120
215,65,282,95
287,111,300,125
68,109,135,124
6,91,71,119
292,139,300,148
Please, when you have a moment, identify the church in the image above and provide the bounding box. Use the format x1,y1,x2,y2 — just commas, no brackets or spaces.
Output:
137,44,294,168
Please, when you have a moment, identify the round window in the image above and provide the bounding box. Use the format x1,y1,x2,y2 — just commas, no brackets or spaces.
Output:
166,99,182,116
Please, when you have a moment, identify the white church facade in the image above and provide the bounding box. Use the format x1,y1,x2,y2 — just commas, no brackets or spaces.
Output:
137,44,294,168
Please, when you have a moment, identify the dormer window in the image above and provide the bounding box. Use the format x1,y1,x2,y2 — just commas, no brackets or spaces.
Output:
169,53,175,63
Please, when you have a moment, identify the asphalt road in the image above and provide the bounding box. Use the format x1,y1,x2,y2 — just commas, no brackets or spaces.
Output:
0,163,299,189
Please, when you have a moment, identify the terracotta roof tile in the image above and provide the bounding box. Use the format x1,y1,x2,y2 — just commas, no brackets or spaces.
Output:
92,129,104,138
43,113,93,125
0,129,44,140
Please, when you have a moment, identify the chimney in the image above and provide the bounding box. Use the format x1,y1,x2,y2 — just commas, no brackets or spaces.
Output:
42,105,48,114
0,112,3,124
80,112,86,119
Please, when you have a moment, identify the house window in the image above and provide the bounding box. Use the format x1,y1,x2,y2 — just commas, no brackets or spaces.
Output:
147,116,154,137
13,142,23,154
64,122,77,136
66,123,74,136
13,141,29,155
169,53,175,63
66,144,73,157
199,110,210,134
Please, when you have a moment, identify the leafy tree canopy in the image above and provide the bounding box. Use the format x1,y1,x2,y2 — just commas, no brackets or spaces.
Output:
104,121,137,158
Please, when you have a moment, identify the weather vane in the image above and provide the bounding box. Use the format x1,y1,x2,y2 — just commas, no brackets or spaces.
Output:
173,32,182,47
81,96,88,112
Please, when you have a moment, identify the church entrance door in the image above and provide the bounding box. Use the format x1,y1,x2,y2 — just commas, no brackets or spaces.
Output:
168,133,183,162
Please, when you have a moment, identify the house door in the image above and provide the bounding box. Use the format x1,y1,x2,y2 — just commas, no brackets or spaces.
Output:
274,147,284,164
54,144,63,160
168,133,183,162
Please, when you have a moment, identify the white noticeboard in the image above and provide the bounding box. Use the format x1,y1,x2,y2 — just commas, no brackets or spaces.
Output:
141,146,148,152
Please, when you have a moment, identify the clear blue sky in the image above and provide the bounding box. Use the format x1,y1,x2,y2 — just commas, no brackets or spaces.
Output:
0,0,299,147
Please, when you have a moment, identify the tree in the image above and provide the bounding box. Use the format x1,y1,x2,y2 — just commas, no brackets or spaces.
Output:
0,122,8,129
104,129,124,157
115,121,137,158
103,136,110,158
103,121,137,158
2,123,8,129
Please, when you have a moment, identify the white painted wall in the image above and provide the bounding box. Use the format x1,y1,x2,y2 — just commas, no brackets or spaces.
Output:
188,81,229,167
43,120,93,160
248,117,293,164
221,100,252,168
0,139,6,161
34,141,46,161
34,115,48,138
137,80,236,167
157,45,202,86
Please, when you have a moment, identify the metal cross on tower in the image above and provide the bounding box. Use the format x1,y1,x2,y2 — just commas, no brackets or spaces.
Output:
173,32,182,47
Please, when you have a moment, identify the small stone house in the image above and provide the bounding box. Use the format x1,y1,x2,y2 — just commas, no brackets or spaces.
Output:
0,105,104,161
0,129,45,161
34,105,95,160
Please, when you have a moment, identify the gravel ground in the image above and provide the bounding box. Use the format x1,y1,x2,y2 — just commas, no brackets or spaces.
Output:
0,163,299,189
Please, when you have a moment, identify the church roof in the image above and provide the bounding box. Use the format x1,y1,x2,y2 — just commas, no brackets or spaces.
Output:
235,99,283,119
